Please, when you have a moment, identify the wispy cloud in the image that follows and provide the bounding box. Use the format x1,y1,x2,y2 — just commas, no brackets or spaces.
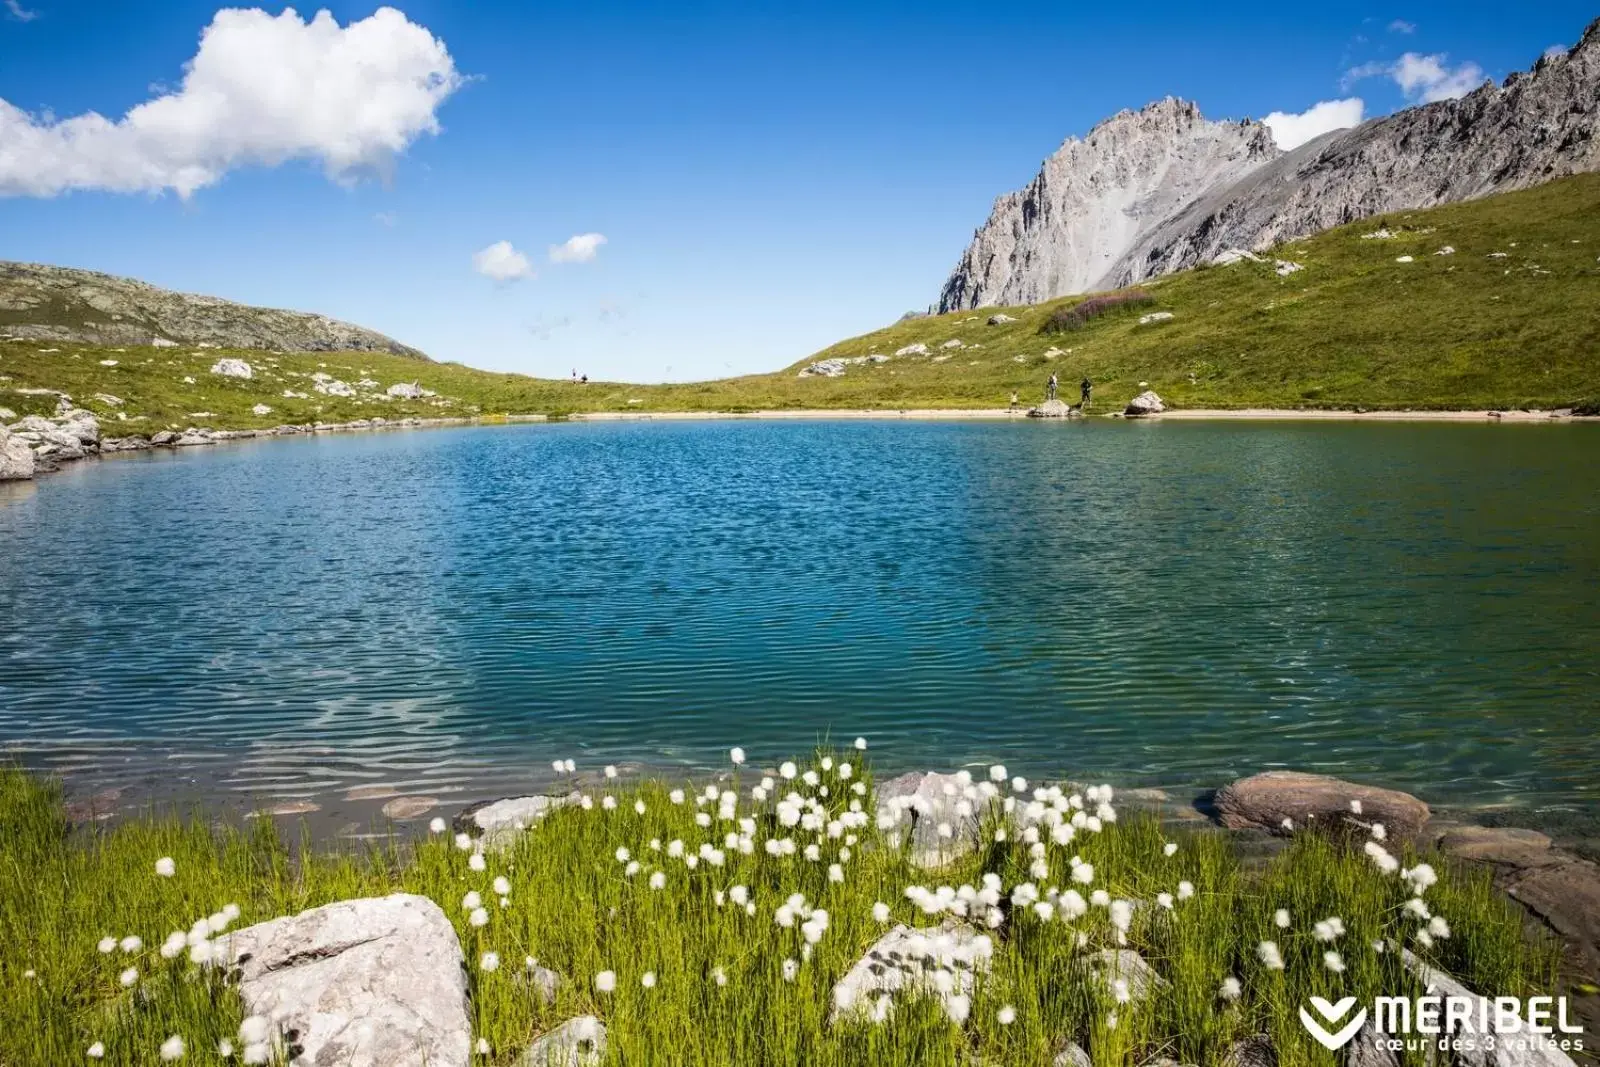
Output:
549,233,607,264
1543,44,1567,60
472,240,534,282
1344,52,1485,104
4,0,39,21
1387,19,1416,34
373,211,398,227
1262,98,1365,150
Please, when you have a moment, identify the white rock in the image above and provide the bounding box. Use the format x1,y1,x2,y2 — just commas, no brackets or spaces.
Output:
987,313,1017,325
1137,311,1174,325
894,343,930,357
1212,249,1263,266
152,337,179,347
0,426,35,480
217,894,470,1067
1124,390,1166,416
1274,260,1304,276
940,339,965,349
1087,949,1166,1002
519,1016,605,1067
457,794,581,851
387,382,425,399
1400,950,1577,1066
251,404,274,416
799,359,848,378
1395,255,1415,263
876,772,985,869
1435,246,1456,255
830,923,991,1022
210,358,254,379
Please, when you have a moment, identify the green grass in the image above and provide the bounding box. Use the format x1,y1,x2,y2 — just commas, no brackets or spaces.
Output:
4,176,1598,429
0,759,1560,1066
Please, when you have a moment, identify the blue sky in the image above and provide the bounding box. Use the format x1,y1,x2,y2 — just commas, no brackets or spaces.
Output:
0,1,1590,381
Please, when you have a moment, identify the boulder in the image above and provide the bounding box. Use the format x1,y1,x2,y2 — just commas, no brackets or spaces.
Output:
518,1016,606,1067
1401,950,1578,1066
1137,311,1175,325
1222,1036,1277,1067
830,922,992,1021
1436,825,1555,868
211,358,254,379
1054,1044,1093,1067
381,796,439,820
56,410,100,445
1500,854,1600,957
454,793,581,851
1274,261,1303,276
987,313,1017,325
1028,399,1077,419
799,359,848,378
150,431,179,446
1214,771,1429,839
0,426,35,480
217,894,470,1067
1124,391,1166,416
876,771,985,869
11,414,57,434
894,343,930,357
175,429,217,447
1086,949,1166,1003
251,403,274,416
387,382,425,399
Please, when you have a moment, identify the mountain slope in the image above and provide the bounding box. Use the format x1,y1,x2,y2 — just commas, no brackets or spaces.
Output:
0,262,426,357
939,17,1600,312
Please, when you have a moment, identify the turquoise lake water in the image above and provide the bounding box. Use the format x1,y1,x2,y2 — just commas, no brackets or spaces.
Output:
1,419,1597,817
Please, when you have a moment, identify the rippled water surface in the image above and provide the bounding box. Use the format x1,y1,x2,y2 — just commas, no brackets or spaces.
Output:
2,419,1597,816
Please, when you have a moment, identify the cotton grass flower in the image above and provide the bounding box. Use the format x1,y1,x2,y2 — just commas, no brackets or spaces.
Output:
1428,916,1451,939
595,970,616,993
604,765,617,779
1313,917,1346,942
238,1018,270,1045
468,908,488,928
119,967,138,988
87,1044,105,1059
997,1004,1016,1026
946,994,971,1024
429,817,446,833
1274,908,1291,929
854,737,868,750
730,747,746,765
641,971,657,988
155,857,176,878
1324,950,1346,973
1220,976,1242,1000
468,853,486,872
463,891,482,910
492,876,510,896
159,1035,186,1060
480,951,500,972
476,1037,491,1056
1176,880,1194,900
217,1039,233,1057
872,901,891,923
649,871,667,890
97,936,117,953
782,958,799,982
1163,841,1179,857
454,833,473,851
1257,941,1284,970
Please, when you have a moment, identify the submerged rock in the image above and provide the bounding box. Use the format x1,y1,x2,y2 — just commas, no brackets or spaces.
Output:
1214,771,1430,838
454,793,581,851
218,893,470,1067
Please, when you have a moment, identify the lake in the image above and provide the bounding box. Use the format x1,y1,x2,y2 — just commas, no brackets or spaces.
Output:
2,419,1597,824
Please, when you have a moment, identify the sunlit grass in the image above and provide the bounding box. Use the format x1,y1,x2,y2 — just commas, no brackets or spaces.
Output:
0,757,1560,1065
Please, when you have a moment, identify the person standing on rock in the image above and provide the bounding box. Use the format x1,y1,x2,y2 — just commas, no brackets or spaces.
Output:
1008,391,1019,412
1080,376,1093,409
1046,373,1058,402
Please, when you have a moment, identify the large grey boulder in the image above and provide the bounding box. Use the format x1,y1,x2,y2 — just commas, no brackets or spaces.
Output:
0,426,34,480
1054,1044,1092,1067
56,410,100,446
1029,398,1078,419
1124,391,1166,416
1086,949,1166,1003
519,1016,606,1067
454,793,581,851
1436,825,1556,868
387,382,425,399
1401,950,1578,1066
217,894,470,1067
876,771,986,869
1222,1036,1276,1067
210,358,254,379
1214,771,1430,838
830,922,993,1021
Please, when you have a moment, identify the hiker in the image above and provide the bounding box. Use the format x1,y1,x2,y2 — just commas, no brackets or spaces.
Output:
1080,376,1092,408
1046,373,1058,402
1008,391,1019,412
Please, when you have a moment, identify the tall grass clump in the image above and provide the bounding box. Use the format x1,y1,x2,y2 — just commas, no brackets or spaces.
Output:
1039,289,1156,334
0,754,1562,1066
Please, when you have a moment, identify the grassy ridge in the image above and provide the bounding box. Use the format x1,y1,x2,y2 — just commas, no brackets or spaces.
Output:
0,761,1559,1066
2,176,1597,429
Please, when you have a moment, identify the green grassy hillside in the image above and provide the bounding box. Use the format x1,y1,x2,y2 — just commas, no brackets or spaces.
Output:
3,175,1597,431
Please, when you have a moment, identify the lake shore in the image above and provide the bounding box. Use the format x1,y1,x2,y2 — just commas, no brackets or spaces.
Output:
567,407,1596,422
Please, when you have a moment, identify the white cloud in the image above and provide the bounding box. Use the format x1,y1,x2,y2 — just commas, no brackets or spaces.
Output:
1387,19,1416,34
0,6,461,198
4,0,39,22
1392,52,1485,102
473,241,534,282
1543,44,1568,60
549,233,607,264
1262,98,1366,150
1343,51,1486,104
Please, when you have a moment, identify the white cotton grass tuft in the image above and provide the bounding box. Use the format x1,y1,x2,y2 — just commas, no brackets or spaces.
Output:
1220,976,1242,1000
87,1043,105,1059
1176,880,1194,900
604,765,618,779
1324,950,1346,973
782,958,799,982
946,994,971,1024
463,891,482,911
854,737,868,750
159,1035,186,1060
217,1039,233,1057
454,833,473,851
641,970,657,988
476,1037,491,1055
480,952,500,972
730,747,746,765
468,853,486,872
1274,908,1291,929
429,817,446,833
1257,940,1284,970
595,970,616,993
650,871,667,890
155,857,176,878
1163,842,1178,857
119,967,138,988
468,908,489,928
492,876,511,896
1313,917,1346,942
238,1017,271,1045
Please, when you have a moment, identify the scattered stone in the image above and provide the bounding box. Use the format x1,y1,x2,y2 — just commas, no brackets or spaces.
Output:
454,793,581,851
388,382,425,399
1054,1043,1093,1067
941,339,965,349
1501,854,1600,959
1221,1035,1276,1067
1274,261,1303,276
1488,252,1509,258
830,922,992,1021
525,963,563,1003
151,337,179,348
876,772,985,869
1435,246,1456,255
246,800,321,818
1214,771,1430,838
799,358,848,378
210,358,254,379
1028,399,1078,419
343,785,400,802
1086,949,1166,1003
1437,825,1555,868
1395,255,1415,263
251,403,274,416
1124,391,1166,416
91,393,124,406
518,1016,606,1067
381,796,440,820
894,343,930,357
1138,311,1174,325
218,894,470,1067
987,313,1017,325
1213,249,1264,265
1361,228,1397,240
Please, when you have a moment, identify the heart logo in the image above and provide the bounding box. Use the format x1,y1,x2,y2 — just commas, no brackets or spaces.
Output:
1299,996,1368,1050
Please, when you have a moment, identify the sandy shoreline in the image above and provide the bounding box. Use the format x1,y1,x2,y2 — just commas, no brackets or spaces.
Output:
567,407,1594,423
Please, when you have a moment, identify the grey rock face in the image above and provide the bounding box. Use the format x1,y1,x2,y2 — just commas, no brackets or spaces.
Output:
829,922,993,1021
519,1016,606,1067
0,261,426,357
1214,770,1430,839
939,21,1600,309
1086,948,1166,1003
1401,950,1578,1066
1124,391,1166,416
876,771,987,869
217,894,470,1067
1054,1044,1093,1067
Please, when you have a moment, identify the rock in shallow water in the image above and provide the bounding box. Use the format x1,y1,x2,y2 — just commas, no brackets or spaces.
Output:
218,893,470,1067
1214,771,1429,838
0,426,34,480
454,793,582,850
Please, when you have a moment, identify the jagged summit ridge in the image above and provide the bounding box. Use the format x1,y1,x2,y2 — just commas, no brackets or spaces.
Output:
937,98,1278,311
938,20,1600,311
0,261,427,357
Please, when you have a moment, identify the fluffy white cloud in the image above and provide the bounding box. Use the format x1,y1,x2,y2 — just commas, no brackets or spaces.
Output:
549,233,608,264
0,6,461,198
4,0,39,22
1387,19,1416,34
1391,52,1485,102
1262,98,1366,150
473,241,534,282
